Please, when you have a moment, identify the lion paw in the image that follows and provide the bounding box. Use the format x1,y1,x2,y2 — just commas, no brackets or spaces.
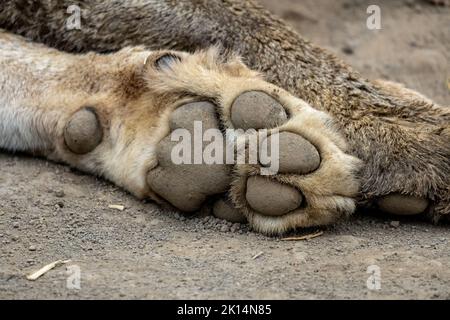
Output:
139,50,363,234
56,48,361,235
225,90,362,234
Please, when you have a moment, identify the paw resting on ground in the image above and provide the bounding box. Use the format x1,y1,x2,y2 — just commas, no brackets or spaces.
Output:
54,50,362,234
138,49,363,234
225,89,362,234
59,50,361,234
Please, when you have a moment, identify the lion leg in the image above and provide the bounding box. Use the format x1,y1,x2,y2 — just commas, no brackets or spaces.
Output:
0,30,363,234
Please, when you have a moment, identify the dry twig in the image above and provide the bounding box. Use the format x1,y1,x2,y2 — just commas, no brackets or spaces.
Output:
281,230,324,241
26,259,71,281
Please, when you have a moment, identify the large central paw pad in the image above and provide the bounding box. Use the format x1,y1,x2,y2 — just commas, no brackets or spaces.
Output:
147,102,231,212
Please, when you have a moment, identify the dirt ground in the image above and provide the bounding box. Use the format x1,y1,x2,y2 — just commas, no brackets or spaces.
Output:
1,0,449,300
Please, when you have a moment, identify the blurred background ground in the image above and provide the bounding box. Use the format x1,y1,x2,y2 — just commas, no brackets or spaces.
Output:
0,0,449,299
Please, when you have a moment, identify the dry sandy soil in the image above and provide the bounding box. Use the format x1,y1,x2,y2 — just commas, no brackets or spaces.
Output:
0,0,449,299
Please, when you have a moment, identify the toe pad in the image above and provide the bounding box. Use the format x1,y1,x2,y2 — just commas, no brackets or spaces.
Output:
246,176,303,216
231,91,288,130
261,132,320,174
377,193,429,215
64,108,102,154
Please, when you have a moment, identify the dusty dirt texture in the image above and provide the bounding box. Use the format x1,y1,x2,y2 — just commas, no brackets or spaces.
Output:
1,0,449,299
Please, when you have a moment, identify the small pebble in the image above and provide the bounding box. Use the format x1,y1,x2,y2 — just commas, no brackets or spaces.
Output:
29,245,37,251
342,45,354,55
230,223,241,233
390,221,400,228
55,190,65,198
